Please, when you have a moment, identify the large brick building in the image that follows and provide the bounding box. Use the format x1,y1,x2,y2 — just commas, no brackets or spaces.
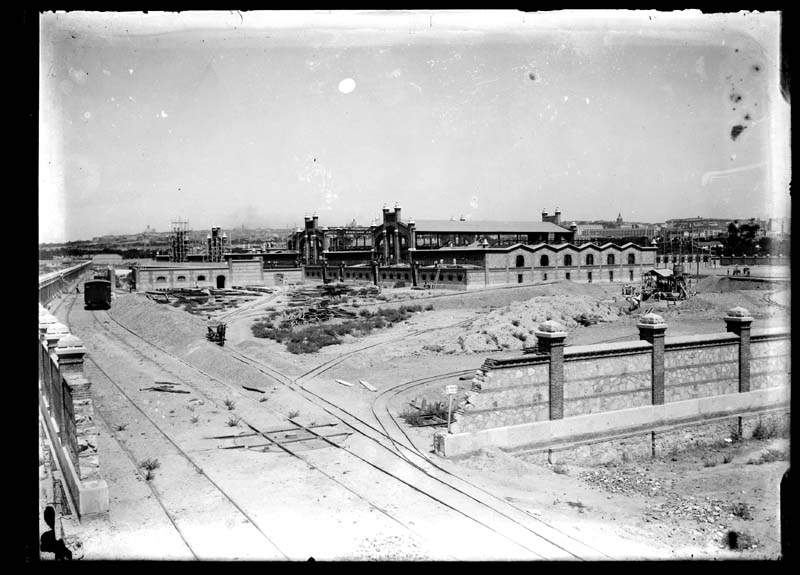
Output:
293,205,656,289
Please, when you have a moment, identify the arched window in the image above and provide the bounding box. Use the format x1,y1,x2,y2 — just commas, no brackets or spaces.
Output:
197,275,206,281
627,253,635,265
515,255,525,268
563,254,573,267
156,276,167,283
586,254,594,266
540,255,550,267
607,254,615,265
177,275,187,282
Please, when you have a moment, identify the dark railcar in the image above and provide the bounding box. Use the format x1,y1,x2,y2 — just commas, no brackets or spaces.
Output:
84,279,112,310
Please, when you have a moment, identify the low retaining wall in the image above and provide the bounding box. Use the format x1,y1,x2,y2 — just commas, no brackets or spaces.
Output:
39,261,93,306
38,305,109,517
435,307,790,459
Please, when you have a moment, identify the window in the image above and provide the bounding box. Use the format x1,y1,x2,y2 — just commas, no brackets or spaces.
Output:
515,255,525,268
404,273,409,280
586,254,594,266
518,274,523,283
588,271,593,283
609,270,614,282
358,273,363,278
457,275,462,281
156,276,166,283
389,273,394,279
629,270,634,281
627,253,636,265
565,272,571,280
421,274,427,281
540,255,550,267
346,273,351,278
382,273,386,279
607,254,615,265
447,275,453,281
197,275,206,281
177,275,186,282
564,254,573,267
543,273,548,281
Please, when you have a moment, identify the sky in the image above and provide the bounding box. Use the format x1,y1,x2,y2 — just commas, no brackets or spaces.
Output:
39,10,790,243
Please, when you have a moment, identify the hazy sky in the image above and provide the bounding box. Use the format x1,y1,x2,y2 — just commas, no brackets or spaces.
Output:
39,10,790,243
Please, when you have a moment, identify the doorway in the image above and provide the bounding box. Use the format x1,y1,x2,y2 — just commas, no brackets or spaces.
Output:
216,275,226,288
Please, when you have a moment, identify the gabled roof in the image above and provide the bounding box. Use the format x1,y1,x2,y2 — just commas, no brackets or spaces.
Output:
424,242,656,253
413,219,571,234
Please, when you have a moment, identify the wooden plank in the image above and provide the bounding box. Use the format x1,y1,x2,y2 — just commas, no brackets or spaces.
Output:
139,386,191,394
335,379,354,387
359,380,377,392
242,385,265,394
225,431,353,450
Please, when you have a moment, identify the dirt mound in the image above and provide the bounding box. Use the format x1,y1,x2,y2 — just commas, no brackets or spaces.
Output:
451,294,622,353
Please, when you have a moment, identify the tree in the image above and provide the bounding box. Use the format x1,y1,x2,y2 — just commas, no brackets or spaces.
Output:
724,219,760,256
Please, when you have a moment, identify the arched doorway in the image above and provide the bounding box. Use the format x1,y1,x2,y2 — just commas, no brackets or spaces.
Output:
216,275,226,288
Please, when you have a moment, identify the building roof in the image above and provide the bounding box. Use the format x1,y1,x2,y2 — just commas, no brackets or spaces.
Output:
645,268,674,277
412,219,571,234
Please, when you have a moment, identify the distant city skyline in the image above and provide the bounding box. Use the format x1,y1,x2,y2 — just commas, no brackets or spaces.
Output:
39,10,790,243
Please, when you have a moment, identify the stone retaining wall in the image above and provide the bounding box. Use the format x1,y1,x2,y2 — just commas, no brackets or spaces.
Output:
38,304,109,517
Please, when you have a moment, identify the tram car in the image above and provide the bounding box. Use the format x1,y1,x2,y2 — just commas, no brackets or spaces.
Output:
84,279,112,310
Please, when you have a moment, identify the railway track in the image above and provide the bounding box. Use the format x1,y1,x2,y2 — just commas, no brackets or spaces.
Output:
92,298,598,558
760,290,790,312
69,300,453,560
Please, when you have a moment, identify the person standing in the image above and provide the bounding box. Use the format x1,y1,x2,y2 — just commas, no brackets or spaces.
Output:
40,506,72,560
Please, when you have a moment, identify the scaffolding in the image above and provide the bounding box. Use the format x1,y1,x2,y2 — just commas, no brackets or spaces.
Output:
170,219,191,262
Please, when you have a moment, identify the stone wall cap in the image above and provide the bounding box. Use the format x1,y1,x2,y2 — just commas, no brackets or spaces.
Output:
536,319,566,333
56,333,85,350
39,315,57,325
638,312,665,325
726,306,751,318
46,322,69,335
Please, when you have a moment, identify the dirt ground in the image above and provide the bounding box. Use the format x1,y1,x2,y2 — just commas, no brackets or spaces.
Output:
53,265,789,559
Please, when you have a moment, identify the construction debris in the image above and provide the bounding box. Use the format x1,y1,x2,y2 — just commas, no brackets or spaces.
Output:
335,379,354,387
242,385,265,394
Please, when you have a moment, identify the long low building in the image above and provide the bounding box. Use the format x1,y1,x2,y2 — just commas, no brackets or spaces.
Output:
304,241,657,290
130,258,302,291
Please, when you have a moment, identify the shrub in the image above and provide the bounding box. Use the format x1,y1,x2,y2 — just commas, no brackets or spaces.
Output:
751,419,775,440
423,344,444,352
703,459,718,468
224,398,236,410
511,319,521,327
729,422,743,443
723,453,734,464
226,415,240,427
190,415,200,424
139,458,160,472
730,502,753,520
114,423,128,432
748,448,788,465
288,410,300,419
424,303,434,311
552,463,569,475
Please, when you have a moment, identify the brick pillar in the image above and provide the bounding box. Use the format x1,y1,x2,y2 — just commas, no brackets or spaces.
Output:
724,306,754,393
303,234,310,264
382,230,388,263
535,320,568,420
321,260,328,283
394,228,400,264
637,312,668,405
411,262,419,287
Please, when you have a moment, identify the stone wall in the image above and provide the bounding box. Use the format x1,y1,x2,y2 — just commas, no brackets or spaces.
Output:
39,261,93,306
454,359,550,432
664,334,740,402
38,304,109,516
750,332,791,390
436,307,790,458
563,343,652,416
